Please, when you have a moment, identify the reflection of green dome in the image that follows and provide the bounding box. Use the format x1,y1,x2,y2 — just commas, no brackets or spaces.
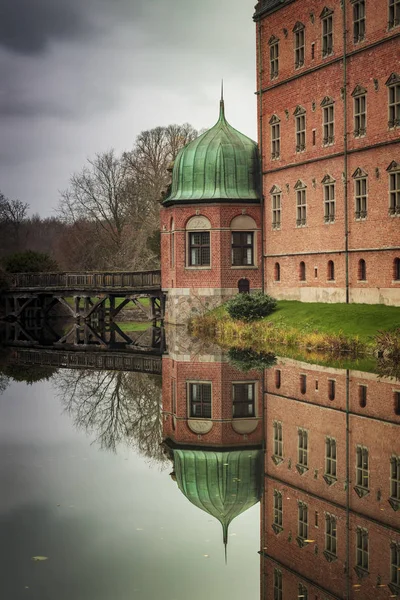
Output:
164,101,260,205
173,449,262,557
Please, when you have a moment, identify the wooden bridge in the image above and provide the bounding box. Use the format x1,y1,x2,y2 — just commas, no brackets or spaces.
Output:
5,270,164,322
7,347,162,375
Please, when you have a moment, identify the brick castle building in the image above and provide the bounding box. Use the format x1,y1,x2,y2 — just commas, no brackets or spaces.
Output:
161,0,399,323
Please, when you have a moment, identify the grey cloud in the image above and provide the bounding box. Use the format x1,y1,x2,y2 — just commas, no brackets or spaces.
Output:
0,0,94,55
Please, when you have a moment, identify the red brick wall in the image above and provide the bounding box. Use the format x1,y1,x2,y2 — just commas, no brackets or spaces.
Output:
162,356,263,447
256,0,400,303
161,203,262,291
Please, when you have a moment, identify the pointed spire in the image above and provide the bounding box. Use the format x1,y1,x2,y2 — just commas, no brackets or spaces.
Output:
222,521,228,565
219,79,225,120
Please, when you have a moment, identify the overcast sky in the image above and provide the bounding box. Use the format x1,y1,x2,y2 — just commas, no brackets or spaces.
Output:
1,0,257,216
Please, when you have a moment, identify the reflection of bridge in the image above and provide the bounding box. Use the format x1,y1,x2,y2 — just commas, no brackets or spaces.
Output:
7,347,162,375
5,270,164,321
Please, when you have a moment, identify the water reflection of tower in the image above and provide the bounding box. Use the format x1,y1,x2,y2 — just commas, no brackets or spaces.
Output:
261,359,400,600
162,328,264,558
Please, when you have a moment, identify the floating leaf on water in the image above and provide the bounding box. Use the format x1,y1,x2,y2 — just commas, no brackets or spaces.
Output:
136,528,144,531
203,554,210,558
31,556,48,562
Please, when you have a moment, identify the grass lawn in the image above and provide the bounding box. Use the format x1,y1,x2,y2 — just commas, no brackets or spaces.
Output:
263,301,400,343
116,321,150,332
65,297,150,308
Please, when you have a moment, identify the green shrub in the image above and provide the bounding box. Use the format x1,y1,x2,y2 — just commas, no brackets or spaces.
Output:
228,348,276,372
3,250,58,273
226,291,277,322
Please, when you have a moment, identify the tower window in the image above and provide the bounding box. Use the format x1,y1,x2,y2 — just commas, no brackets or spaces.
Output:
353,0,366,42
389,0,400,29
359,384,367,407
270,38,279,79
188,382,211,418
188,231,210,266
231,232,254,266
358,259,367,281
328,378,336,400
321,10,334,57
232,383,255,418
300,374,307,394
294,23,305,68
275,369,281,389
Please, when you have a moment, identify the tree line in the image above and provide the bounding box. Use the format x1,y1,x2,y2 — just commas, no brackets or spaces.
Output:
0,123,199,271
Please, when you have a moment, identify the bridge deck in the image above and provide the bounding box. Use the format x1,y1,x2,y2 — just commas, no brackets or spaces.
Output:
9,270,161,293
8,347,162,375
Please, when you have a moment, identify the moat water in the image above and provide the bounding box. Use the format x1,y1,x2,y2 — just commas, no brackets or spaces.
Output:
0,323,399,600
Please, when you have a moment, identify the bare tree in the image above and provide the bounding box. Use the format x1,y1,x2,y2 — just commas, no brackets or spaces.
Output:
0,192,29,247
55,369,167,464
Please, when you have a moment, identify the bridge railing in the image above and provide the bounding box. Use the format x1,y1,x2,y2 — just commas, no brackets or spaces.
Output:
10,270,161,290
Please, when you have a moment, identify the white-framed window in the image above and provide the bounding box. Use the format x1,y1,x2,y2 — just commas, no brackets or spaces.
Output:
356,527,369,573
355,445,369,496
390,456,400,501
321,96,335,145
353,0,366,42
387,73,400,128
293,22,305,68
269,35,279,79
295,180,307,226
389,0,400,29
298,428,308,472
270,185,282,229
273,420,283,460
186,215,212,268
325,437,337,483
388,161,400,215
270,115,281,159
188,382,212,418
325,513,337,558
352,167,368,219
298,501,308,542
322,175,336,223
273,489,283,532
391,543,400,594
273,569,282,600
232,382,255,418
321,7,334,57
294,106,306,152
352,85,367,136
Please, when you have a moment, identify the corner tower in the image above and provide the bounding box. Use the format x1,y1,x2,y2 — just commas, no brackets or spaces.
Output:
161,98,262,324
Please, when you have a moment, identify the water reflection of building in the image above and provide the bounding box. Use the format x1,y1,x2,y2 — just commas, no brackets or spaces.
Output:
261,359,400,600
162,328,264,555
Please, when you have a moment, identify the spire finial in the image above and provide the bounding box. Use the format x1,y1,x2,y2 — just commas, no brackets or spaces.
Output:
219,79,225,120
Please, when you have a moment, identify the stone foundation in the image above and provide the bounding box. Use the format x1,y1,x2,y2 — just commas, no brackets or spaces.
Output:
163,287,241,325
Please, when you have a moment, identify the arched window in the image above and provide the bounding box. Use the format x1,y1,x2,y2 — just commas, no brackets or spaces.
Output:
299,261,306,281
186,215,211,267
358,259,366,281
274,262,281,281
230,215,257,267
275,369,281,389
359,385,367,408
394,258,400,281
327,260,335,281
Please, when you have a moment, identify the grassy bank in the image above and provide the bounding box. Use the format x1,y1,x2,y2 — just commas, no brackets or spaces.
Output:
190,301,400,368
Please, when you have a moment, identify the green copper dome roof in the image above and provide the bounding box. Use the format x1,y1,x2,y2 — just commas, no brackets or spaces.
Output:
173,449,262,557
164,101,260,205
